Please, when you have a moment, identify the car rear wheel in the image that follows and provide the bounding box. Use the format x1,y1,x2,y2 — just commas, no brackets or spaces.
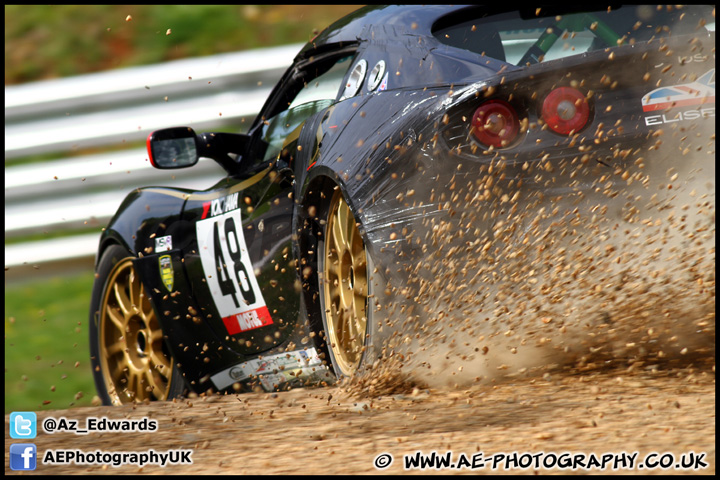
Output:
317,189,376,378
89,244,185,405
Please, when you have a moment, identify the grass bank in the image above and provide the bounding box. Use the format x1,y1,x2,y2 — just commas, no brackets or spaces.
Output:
5,5,361,85
5,270,97,412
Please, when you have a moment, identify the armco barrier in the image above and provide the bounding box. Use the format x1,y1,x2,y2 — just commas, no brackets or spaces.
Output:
4,44,302,269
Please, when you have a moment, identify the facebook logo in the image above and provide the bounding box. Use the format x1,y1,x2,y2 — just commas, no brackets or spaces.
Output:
10,412,37,439
10,444,37,471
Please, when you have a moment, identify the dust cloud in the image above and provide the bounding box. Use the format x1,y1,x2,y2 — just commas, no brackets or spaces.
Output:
352,97,714,396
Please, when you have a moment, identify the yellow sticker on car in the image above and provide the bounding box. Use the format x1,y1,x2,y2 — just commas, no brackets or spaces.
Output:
159,255,174,292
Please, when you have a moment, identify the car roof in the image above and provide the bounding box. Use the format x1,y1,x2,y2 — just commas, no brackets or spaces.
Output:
296,5,471,59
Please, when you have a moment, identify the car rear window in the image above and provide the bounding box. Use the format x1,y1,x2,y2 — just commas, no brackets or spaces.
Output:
432,5,715,66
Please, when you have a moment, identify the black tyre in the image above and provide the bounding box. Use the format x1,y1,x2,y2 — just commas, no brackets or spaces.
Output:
317,189,378,378
89,244,185,405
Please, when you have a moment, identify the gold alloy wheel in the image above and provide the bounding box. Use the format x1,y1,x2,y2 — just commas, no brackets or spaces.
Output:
323,190,369,374
99,257,173,404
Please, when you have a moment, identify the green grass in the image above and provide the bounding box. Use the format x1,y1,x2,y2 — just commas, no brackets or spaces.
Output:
5,270,97,413
5,5,362,85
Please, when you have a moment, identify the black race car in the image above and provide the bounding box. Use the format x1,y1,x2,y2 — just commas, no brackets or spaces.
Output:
89,5,715,404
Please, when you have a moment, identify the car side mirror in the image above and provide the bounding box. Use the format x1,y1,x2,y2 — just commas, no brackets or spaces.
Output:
147,127,199,169
147,127,258,175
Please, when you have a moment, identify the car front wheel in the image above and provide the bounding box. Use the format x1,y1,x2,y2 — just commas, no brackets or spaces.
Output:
89,244,185,405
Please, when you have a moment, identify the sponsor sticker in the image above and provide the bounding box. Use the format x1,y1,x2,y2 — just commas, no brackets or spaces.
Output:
155,235,172,253
210,348,323,390
377,71,389,92
201,192,240,220
159,255,174,292
196,205,272,335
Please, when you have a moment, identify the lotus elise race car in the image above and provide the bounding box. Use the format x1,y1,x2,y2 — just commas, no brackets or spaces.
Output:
89,5,715,404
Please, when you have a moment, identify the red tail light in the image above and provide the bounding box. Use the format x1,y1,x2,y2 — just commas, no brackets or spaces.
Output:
471,100,519,148
541,87,590,135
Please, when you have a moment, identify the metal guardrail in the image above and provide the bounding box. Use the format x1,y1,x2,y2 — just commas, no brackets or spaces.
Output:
4,44,303,270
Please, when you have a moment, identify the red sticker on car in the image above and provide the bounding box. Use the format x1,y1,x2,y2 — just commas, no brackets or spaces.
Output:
222,307,273,335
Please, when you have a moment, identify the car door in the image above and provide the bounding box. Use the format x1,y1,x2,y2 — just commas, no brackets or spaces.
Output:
180,48,358,356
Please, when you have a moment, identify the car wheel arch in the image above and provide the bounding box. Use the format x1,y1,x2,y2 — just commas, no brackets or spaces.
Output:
297,172,380,377
95,234,132,269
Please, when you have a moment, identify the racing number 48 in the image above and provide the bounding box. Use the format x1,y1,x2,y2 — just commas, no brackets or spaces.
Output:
213,218,256,307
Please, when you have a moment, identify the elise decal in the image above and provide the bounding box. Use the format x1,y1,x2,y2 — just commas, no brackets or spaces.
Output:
644,107,715,126
642,69,715,126
159,255,174,292
642,69,715,112
196,207,272,335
